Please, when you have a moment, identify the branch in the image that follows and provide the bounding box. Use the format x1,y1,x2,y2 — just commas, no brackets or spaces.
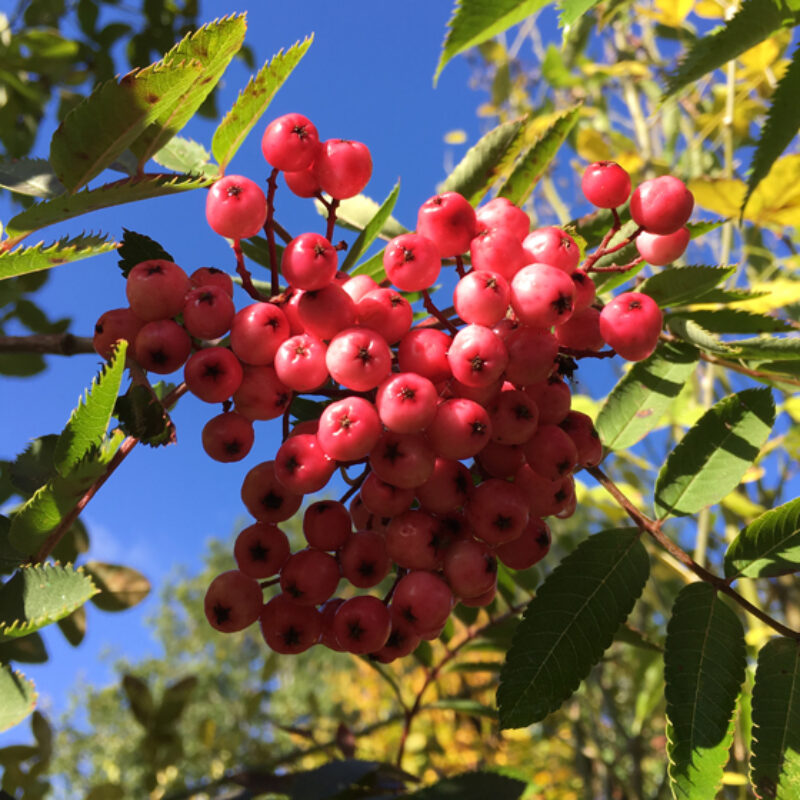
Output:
265,167,281,296
0,333,94,355
586,465,800,641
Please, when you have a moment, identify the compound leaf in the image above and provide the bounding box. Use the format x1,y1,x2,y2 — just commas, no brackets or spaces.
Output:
667,316,737,355
434,0,549,85
50,59,204,192
54,341,127,476
596,340,699,450
340,181,400,272
496,105,581,205
665,583,746,800
725,336,800,361
439,118,526,205
497,528,649,728
212,35,313,170
84,562,150,612
0,234,117,280
5,174,212,239
129,14,246,167
663,0,798,98
638,266,735,308
0,564,98,642
0,158,64,198
654,388,775,519
725,497,800,579
0,665,36,732
750,638,800,799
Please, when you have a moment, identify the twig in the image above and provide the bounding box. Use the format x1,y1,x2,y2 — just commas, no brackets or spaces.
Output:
589,256,644,274
338,466,369,504
455,255,467,278
265,167,281,296
586,465,800,640
0,333,94,355
233,240,267,302
422,291,457,335
326,198,340,243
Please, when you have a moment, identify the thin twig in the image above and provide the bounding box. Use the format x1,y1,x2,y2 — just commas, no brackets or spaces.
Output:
233,240,267,301
422,291,457,334
0,333,94,355
326,198,340,243
265,167,281,296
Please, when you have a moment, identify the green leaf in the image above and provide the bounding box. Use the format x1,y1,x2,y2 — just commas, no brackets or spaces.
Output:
50,58,205,192
667,309,792,334
663,0,798,97
117,228,174,277
0,564,98,642
439,118,526,205
0,234,117,280
0,632,48,664
434,0,549,85
744,43,800,216
725,497,800,579
559,0,602,29
497,528,649,728
114,384,176,447
596,340,699,450
128,15,246,167
750,638,800,799
57,606,86,647
152,136,216,176
8,435,58,497
352,248,387,281
667,316,736,355
665,583,746,800
84,562,150,611
0,158,64,198
340,181,400,273
154,676,197,729
0,665,36,732
654,388,775,519
318,193,407,240
614,623,663,653
239,235,284,275
687,219,727,239
54,341,127,476
726,336,800,361
638,266,735,308
212,35,313,170
407,771,527,799
5,174,212,239
0,353,46,376
496,105,581,205
691,288,770,305
122,674,155,728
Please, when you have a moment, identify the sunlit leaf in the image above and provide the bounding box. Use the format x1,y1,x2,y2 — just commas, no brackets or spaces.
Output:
0,665,36,732
0,234,117,280
341,182,400,272
638,266,735,308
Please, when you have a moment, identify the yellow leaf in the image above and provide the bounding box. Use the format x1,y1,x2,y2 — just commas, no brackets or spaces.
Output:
783,396,800,422
721,278,800,313
722,772,749,786
576,128,611,163
695,0,726,18
688,178,745,218
740,37,781,72
444,129,468,145
652,0,695,27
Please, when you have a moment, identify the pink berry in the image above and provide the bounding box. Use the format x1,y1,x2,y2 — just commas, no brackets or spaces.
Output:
184,347,244,403
190,267,234,297
303,501,351,551
453,270,510,327
202,411,254,463
281,233,338,291
230,303,290,365
447,324,509,388
368,430,436,489
241,461,303,523
426,398,492,460
284,163,322,198
355,288,413,344
510,263,575,328
469,227,527,281
630,176,694,235
342,274,379,303
234,522,290,578
522,227,580,274
599,292,662,361
204,570,262,633
279,549,340,606
317,396,383,461
636,227,691,266
93,308,144,360
274,434,337,495
260,594,321,654
376,372,438,434
555,307,605,352
504,327,559,386
261,113,320,172
383,233,441,291
326,328,392,392
475,197,529,241
416,192,477,257
397,328,452,383
233,365,292,421
134,320,191,374
332,595,391,655
126,260,190,322
571,269,596,312
581,161,631,208
313,139,372,199
273,333,329,391
182,285,235,340
297,284,356,340
206,175,267,239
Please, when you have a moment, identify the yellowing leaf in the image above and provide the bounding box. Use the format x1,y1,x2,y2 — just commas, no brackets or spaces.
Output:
723,278,800,313
652,0,694,27
576,128,643,175
739,36,781,73
444,129,468,145
695,0,726,19
690,155,800,229
784,396,800,422
582,60,651,79
721,772,749,786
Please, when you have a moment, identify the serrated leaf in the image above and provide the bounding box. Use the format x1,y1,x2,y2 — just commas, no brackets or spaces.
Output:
0,234,117,280
560,0,602,28
114,384,175,446
117,228,174,277
0,517,24,577
85,562,150,611
0,564,98,642
750,638,800,799
639,266,735,308
667,316,736,355
317,193,408,239
667,309,792,334
434,0,549,85
341,182,400,273
50,59,205,192
0,665,36,732
5,174,212,239
687,219,727,239
152,136,216,176
407,771,526,799
0,632,47,664
439,118,526,204
744,43,800,216
654,388,775,519
0,158,64,198
597,340,699,450
129,15,246,167
726,336,800,361
496,105,581,205
663,0,798,97
497,528,649,728
57,606,86,647
725,497,800,579
352,248,387,280
289,759,384,800
54,342,127,476
693,288,771,304
212,35,313,170
665,583,746,800
8,435,58,498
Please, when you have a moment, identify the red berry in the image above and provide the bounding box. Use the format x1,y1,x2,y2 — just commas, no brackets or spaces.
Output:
599,291,662,361
426,398,492,460
496,517,551,570
581,161,631,208
190,267,234,297
313,139,372,199
332,595,391,655
504,327,559,386
326,328,392,392
522,227,580,274
206,175,267,239
274,434,337,495
241,461,303,523
555,307,606,352
126,260,190,322
397,328,452,383
510,263,575,328
233,365,292,421
303,501,352,550
443,539,497,600
273,333,329,391
391,571,453,635
355,288,413,345
230,303,290,366
375,372,438,434
636,227,691,266
383,233,441,292
204,570,262,633
469,228,527,281
297,284,356,340
93,308,144,360
261,113,320,172
280,548,340,605
447,324,509,388
317,396,383,462
465,478,529,546
453,270,510,327
134,320,192,374
415,458,473,514
339,530,392,588
202,411,254,463
630,176,694,235
281,233,338,291
416,191,477,257
182,285,235,340
284,164,322,198
368,430,436,489
234,522,290,578
261,594,321,654
475,197,529,241
360,473,415,516
184,347,244,403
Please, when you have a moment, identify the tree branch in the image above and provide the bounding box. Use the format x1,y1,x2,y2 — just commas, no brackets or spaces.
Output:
0,333,94,355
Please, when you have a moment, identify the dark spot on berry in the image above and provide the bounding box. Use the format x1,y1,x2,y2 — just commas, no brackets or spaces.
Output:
224,439,243,455
484,555,498,575
494,514,513,530
203,362,223,380
314,502,330,513
514,403,533,420
283,455,300,474
470,355,485,372
249,542,268,561
401,246,416,263
149,348,168,365
400,386,416,401
283,625,301,645
454,473,469,495
382,441,402,464
213,603,231,626
226,184,243,198
471,421,487,436
536,532,550,548
146,264,165,276
554,488,567,502
313,243,327,257
95,323,104,334
347,620,365,641
292,124,309,139
285,581,303,599
401,605,417,624
556,459,571,475
276,392,290,407
261,491,284,510
552,293,574,316
357,560,375,577
357,346,371,364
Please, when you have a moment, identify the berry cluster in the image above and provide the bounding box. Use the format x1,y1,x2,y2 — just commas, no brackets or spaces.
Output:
93,113,695,662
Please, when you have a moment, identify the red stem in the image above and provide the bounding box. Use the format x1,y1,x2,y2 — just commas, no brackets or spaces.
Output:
233,240,267,301
422,291,457,335
265,167,281,297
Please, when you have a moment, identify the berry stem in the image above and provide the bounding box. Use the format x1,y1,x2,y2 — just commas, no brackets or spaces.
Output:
338,466,369,504
586,464,800,641
422,290,457,335
455,255,466,278
589,256,644,274
282,403,291,442
326,198,340,243
265,167,281,296
233,240,268,301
